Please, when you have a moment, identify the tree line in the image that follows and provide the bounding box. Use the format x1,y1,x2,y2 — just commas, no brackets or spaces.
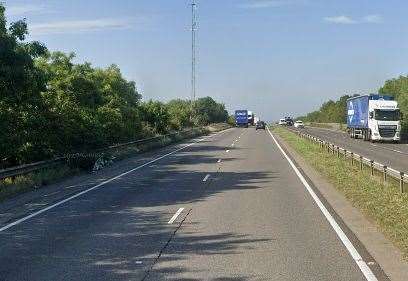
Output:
0,5,228,168
379,76,408,130
296,95,352,124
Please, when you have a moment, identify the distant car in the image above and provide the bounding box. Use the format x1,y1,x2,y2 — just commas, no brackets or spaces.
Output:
256,121,265,130
278,119,286,125
294,120,304,128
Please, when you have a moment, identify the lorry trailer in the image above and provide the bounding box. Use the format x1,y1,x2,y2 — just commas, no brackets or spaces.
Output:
347,94,401,142
235,110,249,128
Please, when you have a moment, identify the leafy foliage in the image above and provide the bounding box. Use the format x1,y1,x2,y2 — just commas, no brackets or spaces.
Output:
166,99,193,130
379,76,408,131
140,100,170,134
0,6,49,166
193,97,228,125
297,95,351,123
0,4,228,168
36,52,143,152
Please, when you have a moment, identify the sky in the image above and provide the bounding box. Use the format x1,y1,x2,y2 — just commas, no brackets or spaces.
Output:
3,0,408,121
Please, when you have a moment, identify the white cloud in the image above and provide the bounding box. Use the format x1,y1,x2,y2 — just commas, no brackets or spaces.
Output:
324,15,357,24
29,18,139,35
324,14,384,25
5,4,47,16
238,0,300,9
362,14,383,23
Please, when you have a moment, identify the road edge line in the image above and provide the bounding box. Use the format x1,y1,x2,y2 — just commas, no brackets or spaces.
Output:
0,128,231,233
267,127,378,281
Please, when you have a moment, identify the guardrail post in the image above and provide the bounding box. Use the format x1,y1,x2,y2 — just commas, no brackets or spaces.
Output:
370,160,374,176
351,152,354,165
400,172,405,193
344,149,347,159
359,156,363,171
336,146,340,158
383,166,387,182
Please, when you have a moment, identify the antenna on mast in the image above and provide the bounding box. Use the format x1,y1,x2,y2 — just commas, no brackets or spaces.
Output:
191,0,197,106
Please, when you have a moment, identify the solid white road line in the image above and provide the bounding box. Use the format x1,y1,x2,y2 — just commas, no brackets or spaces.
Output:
168,208,184,224
0,129,229,233
267,127,378,281
203,174,210,182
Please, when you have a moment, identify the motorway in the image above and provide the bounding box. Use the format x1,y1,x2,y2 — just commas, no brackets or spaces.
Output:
294,126,408,173
0,127,383,280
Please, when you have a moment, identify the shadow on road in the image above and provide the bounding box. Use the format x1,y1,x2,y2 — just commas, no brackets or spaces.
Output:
0,131,277,281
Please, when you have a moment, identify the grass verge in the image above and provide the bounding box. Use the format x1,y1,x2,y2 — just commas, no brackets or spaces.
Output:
0,165,78,201
273,125,408,258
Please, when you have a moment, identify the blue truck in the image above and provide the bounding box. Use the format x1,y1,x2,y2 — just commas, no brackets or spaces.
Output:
347,94,401,142
235,110,249,128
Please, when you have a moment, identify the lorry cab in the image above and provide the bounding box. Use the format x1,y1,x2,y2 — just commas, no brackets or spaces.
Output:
368,99,401,141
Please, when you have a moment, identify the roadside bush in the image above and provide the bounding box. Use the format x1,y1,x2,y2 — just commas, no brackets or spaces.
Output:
0,4,229,170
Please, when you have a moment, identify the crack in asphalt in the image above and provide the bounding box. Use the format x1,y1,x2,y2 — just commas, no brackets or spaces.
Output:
141,207,192,281
141,136,229,280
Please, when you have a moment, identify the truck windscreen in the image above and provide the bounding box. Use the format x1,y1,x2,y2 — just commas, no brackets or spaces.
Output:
375,109,400,121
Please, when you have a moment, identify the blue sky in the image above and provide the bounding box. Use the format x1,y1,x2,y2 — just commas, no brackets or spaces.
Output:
3,0,408,121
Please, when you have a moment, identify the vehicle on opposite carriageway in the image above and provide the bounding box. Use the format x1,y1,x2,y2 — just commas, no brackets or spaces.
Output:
294,120,304,128
347,94,402,142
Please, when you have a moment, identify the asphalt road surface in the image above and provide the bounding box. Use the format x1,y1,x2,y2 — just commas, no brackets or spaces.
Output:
294,126,408,173
0,127,382,281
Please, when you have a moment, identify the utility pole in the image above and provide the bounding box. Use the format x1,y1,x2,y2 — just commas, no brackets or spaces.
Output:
191,0,197,119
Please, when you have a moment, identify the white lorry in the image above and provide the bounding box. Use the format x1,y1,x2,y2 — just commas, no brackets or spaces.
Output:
347,94,402,142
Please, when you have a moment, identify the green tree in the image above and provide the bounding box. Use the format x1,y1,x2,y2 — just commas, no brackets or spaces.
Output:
36,52,143,151
0,4,231,169
379,76,408,131
298,95,350,124
166,99,192,130
140,100,170,134
193,97,228,125
0,4,49,166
